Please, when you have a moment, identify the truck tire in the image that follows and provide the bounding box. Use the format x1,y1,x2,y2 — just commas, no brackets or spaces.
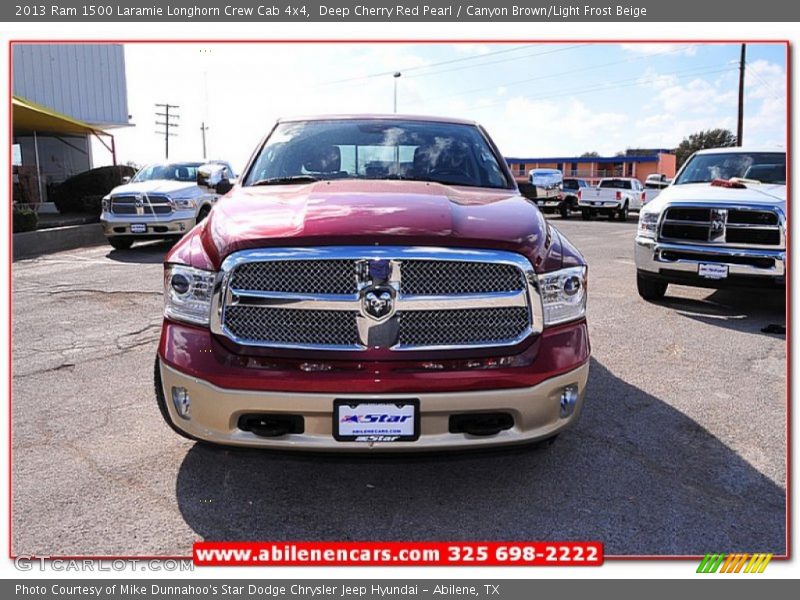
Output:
108,236,134,250
637,272,668,301
197,205,211,223
581,208,591,220
560,203,569,219
618,202,629,221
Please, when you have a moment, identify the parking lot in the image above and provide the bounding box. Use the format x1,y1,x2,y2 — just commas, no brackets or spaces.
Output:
11,217,786,557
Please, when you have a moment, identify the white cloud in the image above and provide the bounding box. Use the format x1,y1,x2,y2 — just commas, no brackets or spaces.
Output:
451,43,493,56
620,43,697,56
489,98,628,156
744,59,786,100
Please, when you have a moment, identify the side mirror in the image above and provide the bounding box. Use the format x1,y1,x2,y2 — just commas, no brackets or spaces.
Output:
198,164,233,195
121,175,131,184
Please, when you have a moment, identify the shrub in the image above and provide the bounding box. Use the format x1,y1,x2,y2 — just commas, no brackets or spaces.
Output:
80,195,105,215
13,206,39,233
51,165,135,214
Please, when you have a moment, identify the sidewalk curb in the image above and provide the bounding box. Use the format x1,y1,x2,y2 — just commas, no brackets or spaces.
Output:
13,223,106,261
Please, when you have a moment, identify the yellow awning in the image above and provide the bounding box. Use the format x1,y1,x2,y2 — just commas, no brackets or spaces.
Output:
12,95,110,136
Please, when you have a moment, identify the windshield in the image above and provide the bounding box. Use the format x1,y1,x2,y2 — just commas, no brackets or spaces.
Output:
674,152,786,185
245,119,512,189
132,163,202,183
530,170,562,189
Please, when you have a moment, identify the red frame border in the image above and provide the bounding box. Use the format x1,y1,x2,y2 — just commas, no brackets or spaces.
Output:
7,38,791,564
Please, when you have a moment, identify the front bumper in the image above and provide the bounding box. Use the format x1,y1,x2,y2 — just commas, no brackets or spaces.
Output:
578,200,621,210
101,210,196,237
156,358,589,451
634,237,786,284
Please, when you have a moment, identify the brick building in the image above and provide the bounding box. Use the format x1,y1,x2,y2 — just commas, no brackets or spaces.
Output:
505,150,677,185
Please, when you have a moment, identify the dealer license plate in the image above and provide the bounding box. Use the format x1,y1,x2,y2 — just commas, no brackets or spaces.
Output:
130,223,147,233
698,263,729,279
333,399,419,442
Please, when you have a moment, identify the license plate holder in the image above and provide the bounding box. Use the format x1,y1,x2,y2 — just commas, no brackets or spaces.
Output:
130,223,147,233
698,263,729,279
333,399,420,442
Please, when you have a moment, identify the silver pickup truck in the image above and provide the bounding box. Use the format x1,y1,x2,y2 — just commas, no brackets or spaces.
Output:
634,147,786,300
100,160,235,250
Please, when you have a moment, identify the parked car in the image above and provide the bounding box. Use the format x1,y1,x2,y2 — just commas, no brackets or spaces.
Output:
561,178,590,218
578,177,645,220
645,173,671,187
100,160,235,250
154,115,590,451
643,173,671,205
634,147,786,300
517,168,569,217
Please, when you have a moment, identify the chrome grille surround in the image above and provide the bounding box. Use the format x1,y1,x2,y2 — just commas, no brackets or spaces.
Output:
209,247,543,352
111,194,173,216
658,202,785,249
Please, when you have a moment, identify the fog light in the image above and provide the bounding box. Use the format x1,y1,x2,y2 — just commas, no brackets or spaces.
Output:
172,386,191,419
559,385,579,418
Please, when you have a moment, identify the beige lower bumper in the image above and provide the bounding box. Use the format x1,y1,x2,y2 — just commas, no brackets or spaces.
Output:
158,360,590,451
101,217,195,237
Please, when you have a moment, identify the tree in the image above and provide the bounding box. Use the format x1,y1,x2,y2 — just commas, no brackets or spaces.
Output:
675,129,737,167
579,151,600,158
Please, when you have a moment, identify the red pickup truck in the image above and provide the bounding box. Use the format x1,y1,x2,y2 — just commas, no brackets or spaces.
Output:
154,115,590,451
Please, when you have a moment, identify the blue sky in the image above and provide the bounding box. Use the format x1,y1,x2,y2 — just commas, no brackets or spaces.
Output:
105,42,787,171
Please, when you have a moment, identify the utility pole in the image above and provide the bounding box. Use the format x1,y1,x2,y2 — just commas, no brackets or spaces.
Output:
200,121,209,160
737,43,746,146
155,103,180,159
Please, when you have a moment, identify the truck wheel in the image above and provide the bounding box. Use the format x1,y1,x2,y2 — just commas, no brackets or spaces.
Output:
618,203,629,221
637,273,668,301
108,236,133,250
197,205,211,223
581,208,591,220
559,203,569,219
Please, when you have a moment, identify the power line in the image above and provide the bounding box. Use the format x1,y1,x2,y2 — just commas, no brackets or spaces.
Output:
744,60,784,100
405,43,702,106
321,43,537,85
457,64,737,113
402,43,590,79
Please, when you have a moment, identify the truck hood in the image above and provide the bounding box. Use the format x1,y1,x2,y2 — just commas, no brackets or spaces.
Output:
108,180,201,197
178,179,567,272
645,182,786,213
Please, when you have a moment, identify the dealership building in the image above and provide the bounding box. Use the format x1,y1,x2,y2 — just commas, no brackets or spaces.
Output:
12,43,131,206
505,150,677,184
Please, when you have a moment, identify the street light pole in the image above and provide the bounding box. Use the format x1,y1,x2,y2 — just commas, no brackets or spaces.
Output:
393,72,401,113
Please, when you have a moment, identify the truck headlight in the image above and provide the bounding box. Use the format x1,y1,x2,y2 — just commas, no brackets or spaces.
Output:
538,266,587,326
171,197,196,209
101,196,111,212
164,264,216,326
637,211,660,239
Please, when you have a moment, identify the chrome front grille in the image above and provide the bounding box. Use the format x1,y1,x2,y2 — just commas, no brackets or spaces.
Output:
397,308,530,347
229,260,357,295
111,194,173,216
400,261,526,295
224,306,359,347
211,247,542,352
659,205,783,248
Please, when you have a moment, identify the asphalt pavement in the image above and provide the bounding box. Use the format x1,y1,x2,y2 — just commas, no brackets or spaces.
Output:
11,217,787,556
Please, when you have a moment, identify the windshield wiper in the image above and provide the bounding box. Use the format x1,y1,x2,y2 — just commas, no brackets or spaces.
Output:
250,175,320,186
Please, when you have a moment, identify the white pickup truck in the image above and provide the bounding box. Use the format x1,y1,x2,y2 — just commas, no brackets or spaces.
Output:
578,177,645,221
634,147,786,300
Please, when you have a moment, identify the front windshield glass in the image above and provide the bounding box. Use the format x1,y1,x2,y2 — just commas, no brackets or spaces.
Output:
132,162,202,183
245,119,512,189
674,152,786,185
